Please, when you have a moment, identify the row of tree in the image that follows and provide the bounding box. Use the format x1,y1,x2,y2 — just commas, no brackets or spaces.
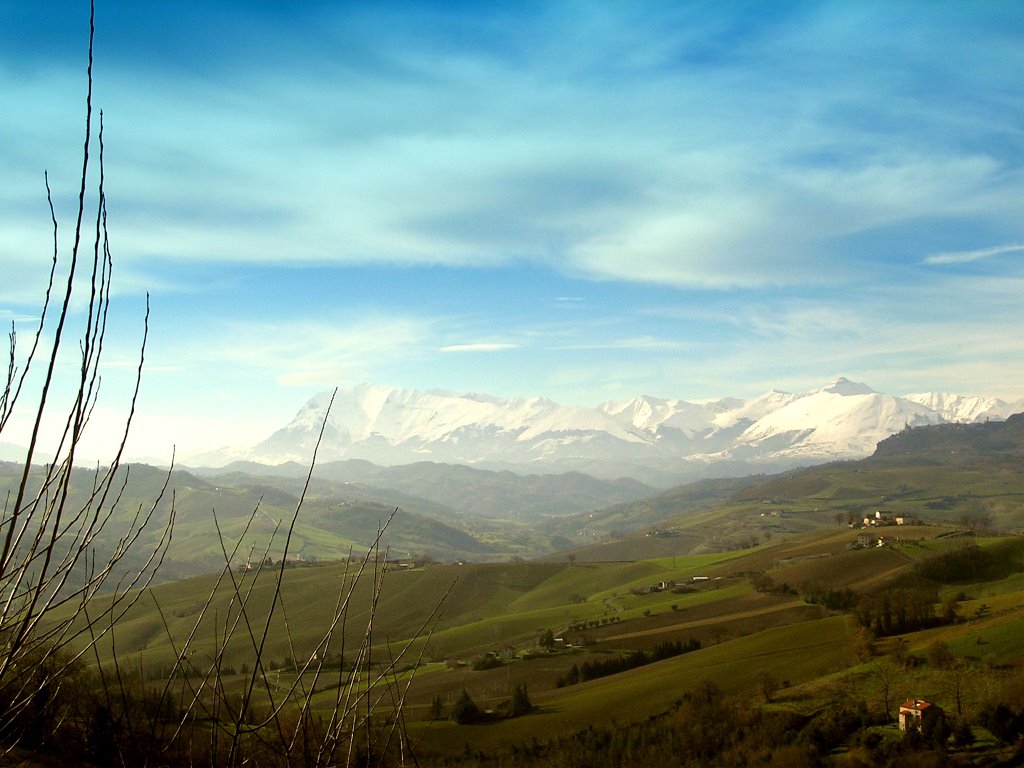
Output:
555,639,701,688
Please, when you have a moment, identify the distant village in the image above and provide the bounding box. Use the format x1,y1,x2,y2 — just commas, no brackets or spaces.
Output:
851,509,922,548
628,575,716,596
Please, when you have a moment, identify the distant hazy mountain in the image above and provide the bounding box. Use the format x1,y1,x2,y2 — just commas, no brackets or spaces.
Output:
193,459,656,522
0,442,28,462
190,379,1024,486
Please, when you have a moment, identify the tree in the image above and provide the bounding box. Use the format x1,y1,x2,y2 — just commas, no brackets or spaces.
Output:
852,626,875,662
430,694,444,720
923,708,950,749
980,703,1024,745
511,683,533,717
890,636,910,668
926,640,954,670
749,570,775,593
557,663,580,687
872,660,901,719
757,670,781,703
451,689,480,724
942,596,961,624
945,657,972,716
952,718,974,749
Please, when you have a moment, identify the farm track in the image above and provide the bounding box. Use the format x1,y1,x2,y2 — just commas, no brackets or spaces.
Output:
601,595,623,614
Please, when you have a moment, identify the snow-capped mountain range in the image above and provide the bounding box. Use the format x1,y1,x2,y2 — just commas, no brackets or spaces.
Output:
192,379,1024,486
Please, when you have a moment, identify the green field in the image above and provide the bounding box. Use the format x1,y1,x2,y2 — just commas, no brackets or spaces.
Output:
43,510,1024,765
20,415,1024,765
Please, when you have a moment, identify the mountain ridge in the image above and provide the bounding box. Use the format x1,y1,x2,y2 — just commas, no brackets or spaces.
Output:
190,378,1024,486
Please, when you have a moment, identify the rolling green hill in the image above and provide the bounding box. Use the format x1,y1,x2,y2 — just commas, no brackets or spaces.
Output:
17,415,1024,765
0,461,508,583
192,458,657,522
547,416,1024,564
14,413,1024,589
35,492,1024,768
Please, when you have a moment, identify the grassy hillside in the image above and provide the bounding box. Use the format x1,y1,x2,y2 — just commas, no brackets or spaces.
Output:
39,508,1024,766
540,474,764,547
548,416,1024,564
409,614,856,758
21,416,1024,765
0,461,516,585
15,413,1024,588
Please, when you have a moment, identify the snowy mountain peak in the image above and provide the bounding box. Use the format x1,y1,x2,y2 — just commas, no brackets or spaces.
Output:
903,392,1008,423
191,380,1023,485
818,377,875,396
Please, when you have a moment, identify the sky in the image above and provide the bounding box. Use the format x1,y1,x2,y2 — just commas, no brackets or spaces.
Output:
1,1,1023,463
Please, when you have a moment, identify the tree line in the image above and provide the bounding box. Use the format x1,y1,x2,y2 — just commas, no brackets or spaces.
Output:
555,639,701,688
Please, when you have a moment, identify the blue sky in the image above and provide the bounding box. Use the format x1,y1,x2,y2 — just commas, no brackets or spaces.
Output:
2,1,1023,461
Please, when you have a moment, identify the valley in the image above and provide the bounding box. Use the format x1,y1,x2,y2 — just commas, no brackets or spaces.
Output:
7,413,1024,587
21,413,1024,765
59,523,1024,765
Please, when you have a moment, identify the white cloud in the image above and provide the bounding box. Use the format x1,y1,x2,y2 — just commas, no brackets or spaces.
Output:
275,365,360,389
737,302,863,340
4,4,1021,295
440,343,518,353
204,315,434,381
556,336,690,352
923,243,1024,266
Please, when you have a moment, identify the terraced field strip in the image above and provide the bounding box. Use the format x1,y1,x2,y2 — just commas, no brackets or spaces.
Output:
603,598,808,641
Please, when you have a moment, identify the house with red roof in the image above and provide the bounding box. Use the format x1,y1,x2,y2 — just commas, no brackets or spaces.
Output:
898,699,942,732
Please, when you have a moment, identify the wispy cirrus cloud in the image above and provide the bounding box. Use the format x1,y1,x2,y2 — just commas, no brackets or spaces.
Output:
4,1,1024,460
556,336,690,352
164,314,437,391
441,342,518,353
5,3,1021,292
922,243,1024,266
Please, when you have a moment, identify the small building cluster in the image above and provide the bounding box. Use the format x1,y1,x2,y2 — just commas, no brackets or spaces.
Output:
849,509,925,548
645,527,679,538
854,532,889,549
861,510,915,527
629,576,711,595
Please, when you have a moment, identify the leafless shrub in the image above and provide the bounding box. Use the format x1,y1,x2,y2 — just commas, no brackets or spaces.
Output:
2,6,440,765
117,411,447,766
0,3,173,756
